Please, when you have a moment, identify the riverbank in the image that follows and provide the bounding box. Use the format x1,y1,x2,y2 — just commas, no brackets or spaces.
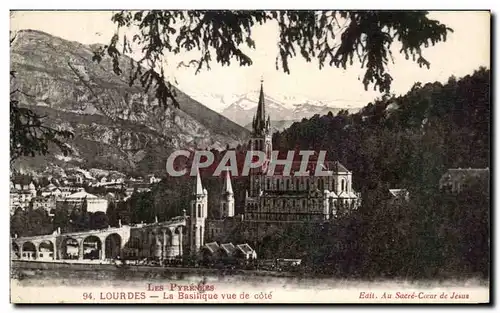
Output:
11,259,298,280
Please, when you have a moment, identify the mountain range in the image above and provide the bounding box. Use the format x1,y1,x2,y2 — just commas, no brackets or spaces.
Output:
203,90,362,131
10,30,250,176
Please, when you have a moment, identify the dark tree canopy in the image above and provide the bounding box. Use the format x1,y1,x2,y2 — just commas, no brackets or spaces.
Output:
94,10,452,108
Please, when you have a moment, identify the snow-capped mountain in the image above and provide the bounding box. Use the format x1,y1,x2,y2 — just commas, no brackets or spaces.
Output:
218,90,362,128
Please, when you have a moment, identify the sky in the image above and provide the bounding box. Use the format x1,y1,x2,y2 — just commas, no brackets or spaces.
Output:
10,10,490,111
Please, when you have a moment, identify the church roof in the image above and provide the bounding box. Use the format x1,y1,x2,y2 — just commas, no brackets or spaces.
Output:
220,243,237,255
66,191,98,199
264,153,351,176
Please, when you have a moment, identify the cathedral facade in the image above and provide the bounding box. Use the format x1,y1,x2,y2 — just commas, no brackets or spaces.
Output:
243,81,360,222
188,81,361,254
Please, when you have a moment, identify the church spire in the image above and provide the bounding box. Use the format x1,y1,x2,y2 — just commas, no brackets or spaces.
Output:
222,170,233,195
257,79,265,122
253,79,266,135
194,167,203,195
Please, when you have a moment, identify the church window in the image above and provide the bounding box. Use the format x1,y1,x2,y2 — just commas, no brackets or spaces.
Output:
286,179,290,190
296,178,299,191
306,179,310,190
341,179,345,192
197,204,201,218
277,179,280,191
267,179,270,190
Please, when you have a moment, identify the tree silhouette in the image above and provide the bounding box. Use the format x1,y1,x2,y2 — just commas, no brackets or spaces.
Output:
106,201,119,227
94,10,452,108
90,211,109,229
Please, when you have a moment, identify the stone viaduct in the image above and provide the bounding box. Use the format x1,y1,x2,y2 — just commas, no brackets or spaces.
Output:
11,216,188,262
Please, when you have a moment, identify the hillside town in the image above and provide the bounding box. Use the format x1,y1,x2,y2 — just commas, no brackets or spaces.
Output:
10,170,161,216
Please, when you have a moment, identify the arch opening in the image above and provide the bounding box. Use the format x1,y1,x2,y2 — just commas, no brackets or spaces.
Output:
61,237,79,260
125,237,142,259
39,241,55,260
105,233,122,260
22,241,36,260
82,235,102,260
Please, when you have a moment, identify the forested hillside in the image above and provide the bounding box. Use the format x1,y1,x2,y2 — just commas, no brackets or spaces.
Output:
265,67,490,278
273,67,490,195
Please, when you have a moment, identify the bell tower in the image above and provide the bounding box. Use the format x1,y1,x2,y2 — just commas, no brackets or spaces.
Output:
250,79,272,159
220,171,235,218
189,168,207,255
248,80,272,197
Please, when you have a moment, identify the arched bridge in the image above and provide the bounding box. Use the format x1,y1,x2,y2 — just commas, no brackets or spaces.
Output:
11,216,188,262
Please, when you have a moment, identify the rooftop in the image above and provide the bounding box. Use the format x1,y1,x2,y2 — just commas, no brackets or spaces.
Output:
204,242,220,254
220,242,237,255
236,243,254,254
65,191,98,199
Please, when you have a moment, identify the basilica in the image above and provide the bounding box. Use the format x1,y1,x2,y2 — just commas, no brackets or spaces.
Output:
197,81,361,245
243,81,360,222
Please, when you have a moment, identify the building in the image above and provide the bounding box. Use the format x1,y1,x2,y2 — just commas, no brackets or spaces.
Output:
10,180,37,214
388,189,410,205
244,81,360,222
147,175,162,184
189,168,208,255
59,186,85,198
56,191,108,213
206,216,242,243
32,196,57,216
197,82,362,257
200,241,256,265
439,168,489,194
40,183,63,198
235,243,257,260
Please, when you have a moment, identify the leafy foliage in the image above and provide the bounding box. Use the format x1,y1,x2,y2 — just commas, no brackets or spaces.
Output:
95,10,452,107
273,67,490,193
261,68,489,278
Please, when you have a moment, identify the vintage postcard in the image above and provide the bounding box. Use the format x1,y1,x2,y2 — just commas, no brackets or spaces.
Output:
9,10,490,304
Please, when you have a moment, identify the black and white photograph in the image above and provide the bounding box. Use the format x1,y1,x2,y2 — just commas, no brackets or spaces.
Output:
8,9,491,304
